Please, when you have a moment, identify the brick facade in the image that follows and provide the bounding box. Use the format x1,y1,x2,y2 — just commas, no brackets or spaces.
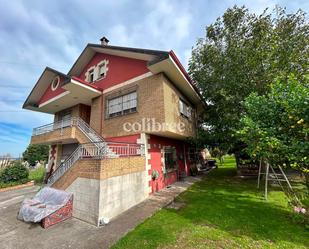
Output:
52,156,145,190
86,73,196,139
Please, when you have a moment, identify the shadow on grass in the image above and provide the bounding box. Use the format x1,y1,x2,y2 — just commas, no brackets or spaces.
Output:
176,166,309,247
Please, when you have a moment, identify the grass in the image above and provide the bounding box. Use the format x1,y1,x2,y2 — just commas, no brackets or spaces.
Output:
112,156,309,249
28,166,46,184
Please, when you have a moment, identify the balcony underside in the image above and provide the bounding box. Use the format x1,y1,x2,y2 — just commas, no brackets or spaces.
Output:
25,77,101,114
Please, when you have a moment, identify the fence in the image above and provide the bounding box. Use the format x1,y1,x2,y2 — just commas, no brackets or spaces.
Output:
0,157,22,169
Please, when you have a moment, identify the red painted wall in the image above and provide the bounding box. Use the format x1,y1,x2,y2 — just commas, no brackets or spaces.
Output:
78,53,149,90
105,134,140,144
38,53,148,105
38,76,67,105
103,133,192,193
147,135,191,193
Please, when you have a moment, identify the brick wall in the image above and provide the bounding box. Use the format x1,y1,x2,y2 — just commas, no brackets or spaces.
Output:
52,156,145,190
32,73,197,146
162,76,196,138
89,96,102,134
90,73,196,139
30,127,75,145
101,73,165,137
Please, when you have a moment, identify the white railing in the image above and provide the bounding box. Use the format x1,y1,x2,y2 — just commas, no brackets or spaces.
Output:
38,117,145,186
33,117,101,138
32,119,72,136
106,142,145,157
47,142,145,186
47,145,82,186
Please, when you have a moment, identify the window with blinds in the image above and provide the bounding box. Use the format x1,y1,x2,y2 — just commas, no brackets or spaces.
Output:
107,91,137,118
179,99,192,120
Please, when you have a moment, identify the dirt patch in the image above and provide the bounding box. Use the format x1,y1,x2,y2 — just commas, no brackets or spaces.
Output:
166,201,186,210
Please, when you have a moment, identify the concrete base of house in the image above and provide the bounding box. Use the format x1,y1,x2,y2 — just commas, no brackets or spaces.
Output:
66,171,149,226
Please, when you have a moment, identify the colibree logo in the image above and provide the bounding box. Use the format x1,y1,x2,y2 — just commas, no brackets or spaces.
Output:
123,118,187,133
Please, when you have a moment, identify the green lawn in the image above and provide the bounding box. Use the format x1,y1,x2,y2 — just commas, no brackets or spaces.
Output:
112,156,309,249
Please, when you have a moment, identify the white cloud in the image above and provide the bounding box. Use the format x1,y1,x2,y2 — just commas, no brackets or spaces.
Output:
0,0,308,156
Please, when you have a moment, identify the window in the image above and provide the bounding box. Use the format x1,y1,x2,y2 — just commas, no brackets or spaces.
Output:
99,63,106,78
88,69,94,82
85,59,109,82
179,99,192,119
164,147,177,171
51,76,60,91
107,91,137,118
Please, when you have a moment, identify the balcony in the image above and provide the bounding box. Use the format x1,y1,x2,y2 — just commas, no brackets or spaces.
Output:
31,117,96,145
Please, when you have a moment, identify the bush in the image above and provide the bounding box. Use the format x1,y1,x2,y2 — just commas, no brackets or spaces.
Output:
0,162,29,183
29,166,46,184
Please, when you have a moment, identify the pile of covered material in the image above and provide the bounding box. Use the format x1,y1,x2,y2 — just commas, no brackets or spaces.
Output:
18,187,73,226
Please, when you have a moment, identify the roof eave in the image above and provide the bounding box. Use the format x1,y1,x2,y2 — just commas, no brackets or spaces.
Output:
23,67,70,109
67,43,170,76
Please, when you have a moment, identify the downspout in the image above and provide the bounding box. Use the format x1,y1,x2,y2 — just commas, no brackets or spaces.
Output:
100,94,103,136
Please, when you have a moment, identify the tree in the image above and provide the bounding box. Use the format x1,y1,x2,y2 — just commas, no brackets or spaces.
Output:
22,144,49,166
237,75,309,188
189,6,309,163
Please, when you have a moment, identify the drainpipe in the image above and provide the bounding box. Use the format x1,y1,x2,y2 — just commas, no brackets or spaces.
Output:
100,95,103,135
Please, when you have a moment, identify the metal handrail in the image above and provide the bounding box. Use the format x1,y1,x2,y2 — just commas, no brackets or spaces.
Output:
33,117,105,142
47,142,145,186
47,144,82,185
38,117,146,186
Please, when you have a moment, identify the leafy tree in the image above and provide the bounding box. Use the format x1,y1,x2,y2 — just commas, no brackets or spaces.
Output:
189,6,309,163
22,144,49,166
237,75,309,188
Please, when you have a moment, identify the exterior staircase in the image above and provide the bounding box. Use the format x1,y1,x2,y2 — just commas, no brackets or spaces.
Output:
46,117,116,186
32,117,144,187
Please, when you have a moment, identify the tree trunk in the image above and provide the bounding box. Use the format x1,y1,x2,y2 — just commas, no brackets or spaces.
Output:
305,172,309,191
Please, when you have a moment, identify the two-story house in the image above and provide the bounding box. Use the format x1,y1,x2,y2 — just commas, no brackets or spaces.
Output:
23,37,205,225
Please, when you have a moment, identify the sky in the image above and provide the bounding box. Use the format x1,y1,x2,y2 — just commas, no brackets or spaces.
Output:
0,0,308,157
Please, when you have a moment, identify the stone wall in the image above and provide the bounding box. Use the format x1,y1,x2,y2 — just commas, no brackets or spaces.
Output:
66,178,100,224
98,170,148,222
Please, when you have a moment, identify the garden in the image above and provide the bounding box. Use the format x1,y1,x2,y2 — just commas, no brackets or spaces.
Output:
112,156,309,249
113,5,309,248
0,144,48,189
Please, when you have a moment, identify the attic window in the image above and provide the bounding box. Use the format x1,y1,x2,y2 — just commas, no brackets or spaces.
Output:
85,60,109,83
88,69,94,82
51,76,60,91
98,59,109,79
99,64,106,78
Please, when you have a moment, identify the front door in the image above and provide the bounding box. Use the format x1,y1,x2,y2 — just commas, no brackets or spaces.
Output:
58,111,72,128
79,104,91,124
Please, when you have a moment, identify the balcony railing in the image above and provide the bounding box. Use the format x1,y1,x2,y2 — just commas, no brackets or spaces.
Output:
88,141,145,158
47,141,145,186
32,118,74,136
